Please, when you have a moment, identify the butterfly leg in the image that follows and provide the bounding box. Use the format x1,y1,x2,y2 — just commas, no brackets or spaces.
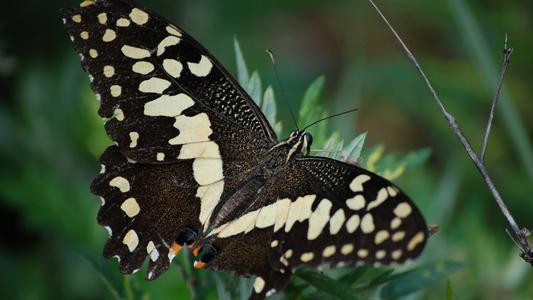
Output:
249,269,291,300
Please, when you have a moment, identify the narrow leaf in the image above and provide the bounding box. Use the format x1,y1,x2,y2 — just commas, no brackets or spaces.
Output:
233,37,249,86
246,71,262,105
299,75,325,126
380,261,463,299
296,269,360,300
344,132,367,161
262,86,277,126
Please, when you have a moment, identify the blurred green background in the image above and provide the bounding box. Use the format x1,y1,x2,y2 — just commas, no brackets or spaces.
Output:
1,0,532,299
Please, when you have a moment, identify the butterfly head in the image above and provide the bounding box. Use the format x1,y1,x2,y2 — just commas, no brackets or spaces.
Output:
287,130,313,156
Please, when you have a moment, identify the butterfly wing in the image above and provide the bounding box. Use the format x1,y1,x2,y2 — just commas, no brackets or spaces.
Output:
63,0,276,165
63,0,277,279
268,156,428,271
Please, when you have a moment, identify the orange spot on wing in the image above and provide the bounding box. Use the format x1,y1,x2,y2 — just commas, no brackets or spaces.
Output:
171,242,182,254
193,260,206,269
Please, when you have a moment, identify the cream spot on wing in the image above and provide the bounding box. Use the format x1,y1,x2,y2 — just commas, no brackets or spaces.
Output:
196,181,224,228
346,195,365,211
102,29,116,42
357,249,368,258
166,25,182,37
341,244,354,255
100,196,105,206
114,108,125,121
374,230,390,245
72,14,81,23
391,217,402,229
163,59,183,78
80,1,94,7
179,142,221,159
300,252,314,262
217,209,258,238
407,232,425,251
193,159,223,186
109,176,130,192
307,198,332,240
253,277,265,293
104,226,112,236
360,213,375,234
117,18,130,27
187,55,213,77
129,132,139,148
349,174,371,192
376,250,386,260
387,186,398,197
120,197,140,217
122,229,139,252
157,36,180,56
394,202,412,218
284,249,293,258
80,31,89,40
284,195,316,232
103,65,115,78
345,214,360,233
129,8,149,25
100,164,106,174
121,45,150,59
329,208,345,235
139,77,171,94
97,13,107,24
274,198,291,232
169,113,212,145
392,231,405,242
89,49,98,58
110,85,122,97
95,93,101,101
256,202,277,228
156,152,165,161
144,93,194,117
392,249,402,260
366,187,388,210
270,240,279,248
132,61,154,75
322,245,336,258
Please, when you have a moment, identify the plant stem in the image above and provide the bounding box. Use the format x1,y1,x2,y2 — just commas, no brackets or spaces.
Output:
366,0,532,265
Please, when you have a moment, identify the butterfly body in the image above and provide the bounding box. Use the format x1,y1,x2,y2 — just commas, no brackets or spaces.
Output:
63,1,428,298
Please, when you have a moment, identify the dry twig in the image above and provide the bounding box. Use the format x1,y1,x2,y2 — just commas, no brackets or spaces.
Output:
366,0,532,265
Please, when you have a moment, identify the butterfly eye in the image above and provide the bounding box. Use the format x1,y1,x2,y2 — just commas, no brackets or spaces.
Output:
303,133,313,147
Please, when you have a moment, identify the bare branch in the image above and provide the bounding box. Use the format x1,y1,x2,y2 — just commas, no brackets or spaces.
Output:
480,35,514,162
366,0,533,265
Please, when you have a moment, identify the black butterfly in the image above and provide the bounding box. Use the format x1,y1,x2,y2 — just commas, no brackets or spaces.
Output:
63,1,428,298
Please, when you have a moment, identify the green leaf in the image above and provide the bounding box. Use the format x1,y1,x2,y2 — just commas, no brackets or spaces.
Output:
343,132,367,161
262,86,277,126
233,37,249,87
380,261,463,299
299,75,325,127
338,266,370,285
400,148,432,170
246,71,262,105
446,278,456,300
296,269,360,300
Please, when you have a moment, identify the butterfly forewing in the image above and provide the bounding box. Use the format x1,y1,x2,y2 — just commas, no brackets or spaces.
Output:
63,0,276,164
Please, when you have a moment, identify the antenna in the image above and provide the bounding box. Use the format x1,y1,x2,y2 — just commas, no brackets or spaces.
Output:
267,49,299,130
302,108,358,131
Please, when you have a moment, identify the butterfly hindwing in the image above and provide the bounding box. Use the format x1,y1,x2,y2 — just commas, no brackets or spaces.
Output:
91,145,202,278
268,157,428,270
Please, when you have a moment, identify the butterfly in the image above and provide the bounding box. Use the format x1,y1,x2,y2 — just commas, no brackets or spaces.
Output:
62,0,428,299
